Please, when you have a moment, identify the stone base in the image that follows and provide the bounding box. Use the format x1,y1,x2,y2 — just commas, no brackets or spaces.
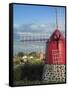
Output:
42,64,66,83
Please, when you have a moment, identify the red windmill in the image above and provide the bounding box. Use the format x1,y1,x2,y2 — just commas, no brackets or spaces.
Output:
44,8,65,65
46,29,65,64
43,8,65,82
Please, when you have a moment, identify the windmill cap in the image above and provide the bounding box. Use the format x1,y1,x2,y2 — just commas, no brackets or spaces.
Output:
49,29,65,41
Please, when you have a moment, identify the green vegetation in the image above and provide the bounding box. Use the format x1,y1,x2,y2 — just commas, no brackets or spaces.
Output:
17,52,24,57
13,63,45,85
29,52,37,57
13,51,45,85
13,52,44,65
13,65,22,81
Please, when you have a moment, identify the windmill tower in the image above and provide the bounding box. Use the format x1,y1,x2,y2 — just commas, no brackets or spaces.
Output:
42,8,66,83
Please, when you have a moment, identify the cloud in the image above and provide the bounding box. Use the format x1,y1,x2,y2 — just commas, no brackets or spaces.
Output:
13,23,65,54
14,23,65,41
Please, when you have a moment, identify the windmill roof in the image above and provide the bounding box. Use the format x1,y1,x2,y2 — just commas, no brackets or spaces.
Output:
49,29,65,41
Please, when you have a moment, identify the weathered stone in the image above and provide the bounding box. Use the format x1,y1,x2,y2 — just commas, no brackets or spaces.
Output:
42,64,65,83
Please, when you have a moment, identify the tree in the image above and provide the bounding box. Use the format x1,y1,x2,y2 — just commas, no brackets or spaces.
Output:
17,52,24,57
29,52,37,57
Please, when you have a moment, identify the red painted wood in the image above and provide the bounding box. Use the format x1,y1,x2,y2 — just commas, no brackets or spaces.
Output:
45,29,65,64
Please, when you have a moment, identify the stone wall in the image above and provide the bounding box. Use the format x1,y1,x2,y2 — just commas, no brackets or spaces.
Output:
42,64,66,83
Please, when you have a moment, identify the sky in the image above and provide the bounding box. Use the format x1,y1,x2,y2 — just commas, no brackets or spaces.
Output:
13,4,65,55
13,4,65,26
